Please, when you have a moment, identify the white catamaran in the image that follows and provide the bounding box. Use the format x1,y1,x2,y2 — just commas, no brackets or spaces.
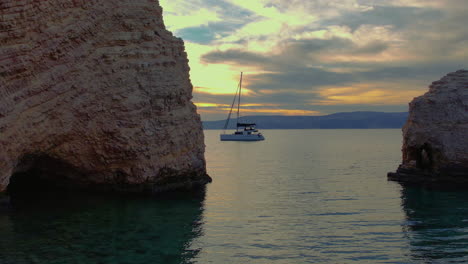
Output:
220,72,265,141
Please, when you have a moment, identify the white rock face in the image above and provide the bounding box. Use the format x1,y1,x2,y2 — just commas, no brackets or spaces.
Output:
389,70,468,183
0,0,210,193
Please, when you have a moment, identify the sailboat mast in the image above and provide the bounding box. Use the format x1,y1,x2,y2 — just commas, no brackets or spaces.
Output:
222,84,240,132
236,72,243,131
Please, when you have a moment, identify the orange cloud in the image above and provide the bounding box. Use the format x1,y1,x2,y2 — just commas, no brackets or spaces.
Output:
195,102,283,109
315,83,423,105
195,86,255,96
194,103,229,108
241,103,280,107
220,108,321,116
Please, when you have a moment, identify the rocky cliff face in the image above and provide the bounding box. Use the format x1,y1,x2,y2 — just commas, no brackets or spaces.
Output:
388,70,468,183
0,0,210,194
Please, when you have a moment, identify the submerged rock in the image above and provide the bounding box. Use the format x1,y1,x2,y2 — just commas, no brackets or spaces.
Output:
0,0,210,194
388,70,468,184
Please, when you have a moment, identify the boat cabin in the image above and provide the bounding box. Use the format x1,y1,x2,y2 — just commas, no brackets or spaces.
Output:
237,122,259,132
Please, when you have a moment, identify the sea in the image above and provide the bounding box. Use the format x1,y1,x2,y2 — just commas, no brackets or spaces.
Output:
1,129,468,263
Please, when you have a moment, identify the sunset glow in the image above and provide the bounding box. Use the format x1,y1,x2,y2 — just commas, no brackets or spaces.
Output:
316,83,423,105
220,108,321,116
160,0,467,120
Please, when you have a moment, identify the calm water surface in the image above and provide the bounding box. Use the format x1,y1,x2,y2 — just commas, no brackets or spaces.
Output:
2,129,468,263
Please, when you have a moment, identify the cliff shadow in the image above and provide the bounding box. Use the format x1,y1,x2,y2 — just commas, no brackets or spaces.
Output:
5,153,211,201
6,154,89,203
400,184,468,262
0,188,206,264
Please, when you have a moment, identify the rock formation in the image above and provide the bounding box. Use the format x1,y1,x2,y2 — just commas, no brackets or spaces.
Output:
0,0,210,194
388,70,468,183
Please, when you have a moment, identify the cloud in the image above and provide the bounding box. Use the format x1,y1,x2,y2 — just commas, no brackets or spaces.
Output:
159,0,467,120
201,36,390,70
159,1,221,31
247,69,354,90
160,0,254,32
353,41,389,55
314,82,423,105
202,49,271,66
384,0,467,9
222,108,321,115
321,6,441,30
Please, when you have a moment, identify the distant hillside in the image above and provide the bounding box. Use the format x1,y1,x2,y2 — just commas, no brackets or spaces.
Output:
203,112,408,129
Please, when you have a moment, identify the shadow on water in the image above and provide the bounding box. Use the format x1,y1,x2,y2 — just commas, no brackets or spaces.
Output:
0,189,206,264
400,184,468,263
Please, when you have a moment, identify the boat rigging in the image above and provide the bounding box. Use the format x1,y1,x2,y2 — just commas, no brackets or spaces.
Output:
220,72,265,141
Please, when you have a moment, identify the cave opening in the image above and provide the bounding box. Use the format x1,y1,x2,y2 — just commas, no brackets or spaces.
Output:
7,154,85,202
417,143,434,171
405,143,436,173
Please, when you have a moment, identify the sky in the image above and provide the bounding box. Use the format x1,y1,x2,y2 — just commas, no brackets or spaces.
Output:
159,0,467,121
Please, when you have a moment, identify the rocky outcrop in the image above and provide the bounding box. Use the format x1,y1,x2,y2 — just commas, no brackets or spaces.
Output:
0,0,210,194
388,70,468,184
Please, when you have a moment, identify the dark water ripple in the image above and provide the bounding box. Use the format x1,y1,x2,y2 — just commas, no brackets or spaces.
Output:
0,193,205,264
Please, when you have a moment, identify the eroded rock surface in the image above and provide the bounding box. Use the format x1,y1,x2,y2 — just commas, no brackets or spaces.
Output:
0,0,210,194
388,70,468,183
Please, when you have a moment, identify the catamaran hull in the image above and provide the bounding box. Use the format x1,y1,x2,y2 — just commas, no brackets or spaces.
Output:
220,134,265,141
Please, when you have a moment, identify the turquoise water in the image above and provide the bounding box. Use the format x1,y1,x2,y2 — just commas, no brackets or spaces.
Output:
2,129,468,263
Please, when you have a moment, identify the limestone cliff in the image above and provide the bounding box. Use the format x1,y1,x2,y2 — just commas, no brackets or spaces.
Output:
388,70,468,183
0,0,210,194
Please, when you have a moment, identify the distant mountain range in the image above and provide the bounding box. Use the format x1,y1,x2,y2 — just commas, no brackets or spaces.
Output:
203,111,408,129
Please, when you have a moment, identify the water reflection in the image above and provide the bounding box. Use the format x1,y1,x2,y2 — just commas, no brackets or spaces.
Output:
400,185,468,262
0,191,206,264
